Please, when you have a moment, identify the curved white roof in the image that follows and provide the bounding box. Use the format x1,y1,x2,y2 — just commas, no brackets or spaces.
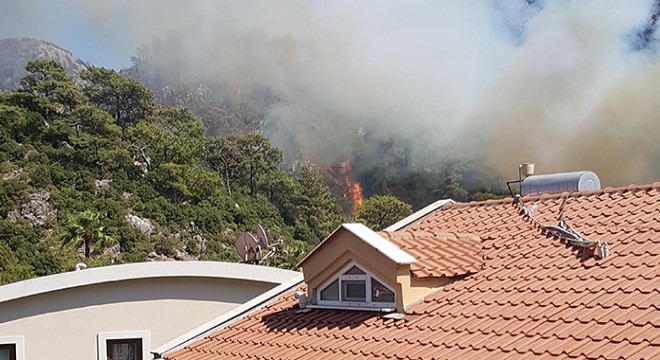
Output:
0,261,300,304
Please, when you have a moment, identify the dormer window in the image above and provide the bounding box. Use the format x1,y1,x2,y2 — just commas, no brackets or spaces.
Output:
317,263,395,309
300,223,470,313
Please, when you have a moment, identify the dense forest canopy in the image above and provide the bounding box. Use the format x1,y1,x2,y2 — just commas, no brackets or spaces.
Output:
2,60,502,285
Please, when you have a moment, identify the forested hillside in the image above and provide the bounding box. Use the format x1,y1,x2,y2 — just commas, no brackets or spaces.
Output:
0,60,368,284
0,59,504,285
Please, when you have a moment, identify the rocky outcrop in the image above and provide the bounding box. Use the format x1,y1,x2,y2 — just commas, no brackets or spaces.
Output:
95,179,112,194
175,249,198,261
2,167,24,180
7,191,57,227
125,214,154,235
0,38,88,91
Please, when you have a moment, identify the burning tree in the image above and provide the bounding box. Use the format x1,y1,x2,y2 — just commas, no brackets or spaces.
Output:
325,161,363,216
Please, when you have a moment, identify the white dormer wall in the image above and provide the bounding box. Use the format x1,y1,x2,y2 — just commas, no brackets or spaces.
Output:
299,224,448,313
315,261,397,310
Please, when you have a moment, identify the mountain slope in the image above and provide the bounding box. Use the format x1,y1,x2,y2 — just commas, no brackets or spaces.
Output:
0,38,88,91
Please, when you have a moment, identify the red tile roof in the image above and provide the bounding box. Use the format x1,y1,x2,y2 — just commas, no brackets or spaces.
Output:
380,230,485,278
166,183,660,360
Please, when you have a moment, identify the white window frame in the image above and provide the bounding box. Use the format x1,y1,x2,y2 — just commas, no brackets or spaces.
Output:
0,336,25,360
316,261,396,309
97,331,150,360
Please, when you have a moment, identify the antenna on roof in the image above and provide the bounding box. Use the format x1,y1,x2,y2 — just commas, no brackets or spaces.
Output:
234,224,276,264
255,223,276,262
235,232,260,264
255,224,270,250
517,193,610,259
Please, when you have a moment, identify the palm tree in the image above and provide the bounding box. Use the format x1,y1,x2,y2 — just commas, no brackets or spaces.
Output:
61,210,113,258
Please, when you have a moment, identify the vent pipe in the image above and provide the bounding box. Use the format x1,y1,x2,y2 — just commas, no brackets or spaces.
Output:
294,291,308,309
520,163,535,177
507,162,535,196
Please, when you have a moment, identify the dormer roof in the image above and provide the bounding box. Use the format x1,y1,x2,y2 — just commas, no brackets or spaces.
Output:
298,223,416,267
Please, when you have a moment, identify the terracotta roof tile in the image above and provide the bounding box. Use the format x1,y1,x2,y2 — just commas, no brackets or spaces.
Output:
380,230,485,278
167,183,660,360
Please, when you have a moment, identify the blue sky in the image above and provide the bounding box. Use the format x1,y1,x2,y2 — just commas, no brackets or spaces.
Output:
0,1,131,69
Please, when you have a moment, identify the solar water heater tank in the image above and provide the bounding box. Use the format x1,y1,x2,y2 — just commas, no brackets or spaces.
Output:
521,171,601,196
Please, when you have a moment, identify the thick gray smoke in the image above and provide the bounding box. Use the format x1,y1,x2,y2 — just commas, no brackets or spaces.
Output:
3,0,660,186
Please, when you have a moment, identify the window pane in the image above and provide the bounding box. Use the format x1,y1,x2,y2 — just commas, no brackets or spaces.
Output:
112,343,137,360
107,339,142,360
371,278,395,303
344,266,366,275
0,344,15,360
320,279,339,301
342,280,366,302
0,349,10,360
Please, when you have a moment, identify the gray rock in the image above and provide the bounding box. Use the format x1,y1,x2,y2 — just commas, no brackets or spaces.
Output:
104,244,121,259
133,160,149,175
8,191,57,227
6,209,19,223
0,38,88,91
125,214,154,235
2,167,24,180
95,179,112,193
175,249,197,261
192,234,207,254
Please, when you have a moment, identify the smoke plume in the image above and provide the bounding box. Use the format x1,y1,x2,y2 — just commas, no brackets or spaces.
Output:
3,0,660,186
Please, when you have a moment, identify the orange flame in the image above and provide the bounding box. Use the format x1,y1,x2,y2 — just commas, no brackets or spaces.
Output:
336,161,363,216
351,182,363,216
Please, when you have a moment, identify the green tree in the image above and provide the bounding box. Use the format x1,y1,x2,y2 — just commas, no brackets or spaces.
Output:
207,134,283,196
288,167,344,243
150,163,224,204
61,210,114,258
5,60,84,123
206,137,241,195
64,105,127,170
0,104,39,160
0,240,33,285
82,67,154,129
19,60,85,111
127,107,205,169
357,195,413,230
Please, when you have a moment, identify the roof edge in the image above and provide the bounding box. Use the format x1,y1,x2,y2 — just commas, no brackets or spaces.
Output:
153,274,305,358
297,223,417,268
451,182,660,209
0,261,300,304
383,199,454,231
342,223,417,264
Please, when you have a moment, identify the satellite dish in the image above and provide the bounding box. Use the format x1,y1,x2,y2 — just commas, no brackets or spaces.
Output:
255,224,269,249
235,232,260,263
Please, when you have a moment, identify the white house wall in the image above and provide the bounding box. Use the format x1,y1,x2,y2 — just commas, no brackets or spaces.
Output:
0,276,273,360
0,262,301,360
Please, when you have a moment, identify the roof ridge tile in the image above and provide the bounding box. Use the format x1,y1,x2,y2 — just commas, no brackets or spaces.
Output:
444,182,660,210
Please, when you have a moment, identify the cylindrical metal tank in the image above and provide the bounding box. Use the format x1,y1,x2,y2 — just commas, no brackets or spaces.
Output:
521,171,601,196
